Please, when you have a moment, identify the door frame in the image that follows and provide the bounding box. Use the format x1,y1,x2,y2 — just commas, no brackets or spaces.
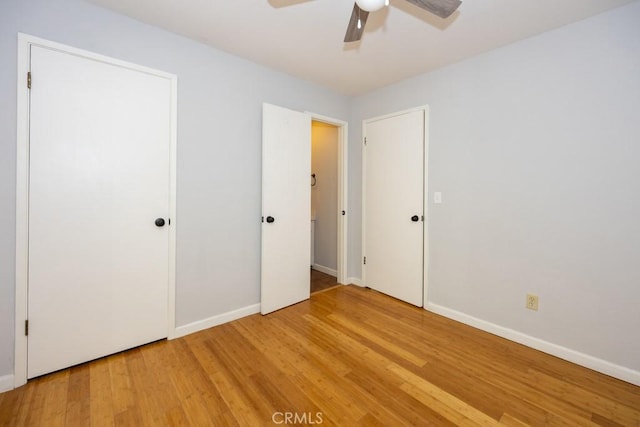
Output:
306,112,349,285
361,106,429,304
14,33,178,388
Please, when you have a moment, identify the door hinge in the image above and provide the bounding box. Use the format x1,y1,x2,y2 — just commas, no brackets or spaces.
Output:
25,320,29,336
363,256,366,265
364,137,367,146
27,72,31,89
341,210,346,216
261,216,264,223
421,215,424,222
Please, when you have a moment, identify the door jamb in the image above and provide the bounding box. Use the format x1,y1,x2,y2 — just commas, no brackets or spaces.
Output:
305,112,348,285
14,33,178,388
361,106,429,304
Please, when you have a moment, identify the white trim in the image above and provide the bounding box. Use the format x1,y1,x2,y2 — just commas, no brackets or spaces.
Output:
312,264,337,277
174,304,261,338
347,277,364,287
361,106,429,305
0,375,14,393
14,33,178,388
167,60,178,340
361,120,366,287
363,105,430,124
306,112,349,286
14,33,30,389
422,107,430,305
426,302,640,387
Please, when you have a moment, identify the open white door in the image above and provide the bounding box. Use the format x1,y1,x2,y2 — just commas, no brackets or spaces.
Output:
363,109,425,306
261,103,311,314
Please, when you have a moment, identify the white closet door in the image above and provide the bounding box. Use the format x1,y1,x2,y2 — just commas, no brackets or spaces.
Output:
261,103,311,314
28,45,171,378
364,110,425,306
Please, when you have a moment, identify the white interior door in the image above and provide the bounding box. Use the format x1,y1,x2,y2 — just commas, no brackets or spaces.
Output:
27,45,172,378
261,103,311,314
363,109,425,306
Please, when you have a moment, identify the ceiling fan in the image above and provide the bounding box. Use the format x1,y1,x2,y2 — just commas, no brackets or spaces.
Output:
344,0,462,42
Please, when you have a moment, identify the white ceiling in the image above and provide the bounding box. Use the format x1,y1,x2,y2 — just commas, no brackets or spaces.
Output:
85,0,634,95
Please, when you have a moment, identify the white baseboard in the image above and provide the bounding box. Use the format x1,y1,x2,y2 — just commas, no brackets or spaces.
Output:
347,277,363,287
312,264,337,277
173,303,261,339
425,302,640,386
0,374,14,393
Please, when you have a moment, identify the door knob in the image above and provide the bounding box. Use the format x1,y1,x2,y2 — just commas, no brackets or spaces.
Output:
266,216,275,223
411,215,419,222
155,218,166,227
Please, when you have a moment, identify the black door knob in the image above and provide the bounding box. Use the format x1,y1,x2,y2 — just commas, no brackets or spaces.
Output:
266,216,275,223
155,218,166,227
411,215,419,222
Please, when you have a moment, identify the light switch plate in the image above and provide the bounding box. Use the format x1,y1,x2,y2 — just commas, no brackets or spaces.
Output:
434,192,442,204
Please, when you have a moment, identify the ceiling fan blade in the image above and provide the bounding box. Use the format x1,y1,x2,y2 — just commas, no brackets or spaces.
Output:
404,0,462,19
344,3,370,42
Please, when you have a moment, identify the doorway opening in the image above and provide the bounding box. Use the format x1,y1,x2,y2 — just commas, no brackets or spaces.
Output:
311,121,339,294
260,106,348,313
308,114,348,294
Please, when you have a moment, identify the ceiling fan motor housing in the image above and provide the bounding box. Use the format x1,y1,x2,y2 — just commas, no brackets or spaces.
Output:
355,0,387,12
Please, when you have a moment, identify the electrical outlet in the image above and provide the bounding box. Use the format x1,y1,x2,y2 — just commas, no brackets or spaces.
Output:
526,294,539,311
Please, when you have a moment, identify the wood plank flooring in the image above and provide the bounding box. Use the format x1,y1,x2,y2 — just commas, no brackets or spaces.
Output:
310,269,339,294
1,285,639,426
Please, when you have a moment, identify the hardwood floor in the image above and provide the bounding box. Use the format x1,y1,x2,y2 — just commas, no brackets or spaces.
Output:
311,269,339,294
1,285,639,426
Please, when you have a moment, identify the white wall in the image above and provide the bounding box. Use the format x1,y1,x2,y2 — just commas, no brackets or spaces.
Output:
311,121,338,273
350,1,640,380
0,0,349,379
2,0,639,387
